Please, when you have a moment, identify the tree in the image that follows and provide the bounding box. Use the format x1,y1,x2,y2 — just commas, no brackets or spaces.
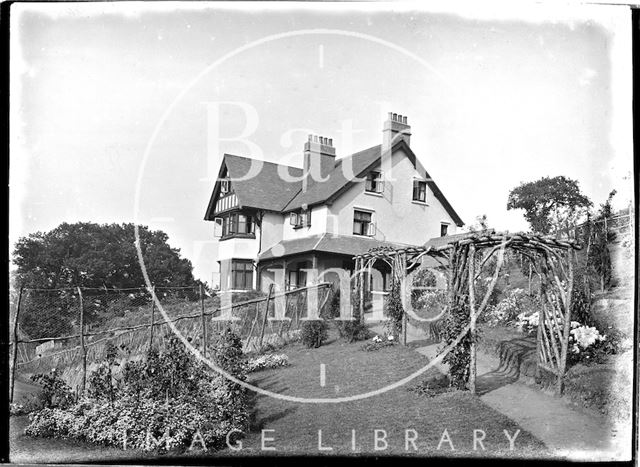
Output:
12,223,200,338
507,176,592,236
13,222,196,289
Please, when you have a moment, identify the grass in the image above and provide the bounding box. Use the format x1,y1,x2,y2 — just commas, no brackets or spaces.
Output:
11,326,548,461
231,326,547,457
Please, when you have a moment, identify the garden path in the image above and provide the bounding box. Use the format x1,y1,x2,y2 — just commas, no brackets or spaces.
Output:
367,320,627,461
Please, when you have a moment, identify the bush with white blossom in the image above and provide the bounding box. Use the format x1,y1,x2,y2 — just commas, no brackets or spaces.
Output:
245,353,290,373
570,322,606,354
514,310,539,335
362,334,396,351
485,288,539,327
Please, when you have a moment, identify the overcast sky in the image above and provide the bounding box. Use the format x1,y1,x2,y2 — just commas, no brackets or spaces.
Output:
10,2,633,284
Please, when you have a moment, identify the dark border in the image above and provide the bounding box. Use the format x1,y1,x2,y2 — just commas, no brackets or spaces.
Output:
1,3,638,467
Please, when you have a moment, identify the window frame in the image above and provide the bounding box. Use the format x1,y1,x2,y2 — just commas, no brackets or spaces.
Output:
440,222,449,237
365,170,384,194
219,212,255,240
353,209,374,237
231,260,254,290
412,179,427,203
290,209,312,229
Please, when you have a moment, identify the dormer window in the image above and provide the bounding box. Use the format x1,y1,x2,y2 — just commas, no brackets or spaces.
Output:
365,171,384,194
290,209,312,229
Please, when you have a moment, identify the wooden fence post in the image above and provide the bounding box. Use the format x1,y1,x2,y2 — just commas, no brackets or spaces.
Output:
149,285,155,351
200,284,207,358
468,245,477,394
77,286,87,394
258,284,274,348
10,286,24,404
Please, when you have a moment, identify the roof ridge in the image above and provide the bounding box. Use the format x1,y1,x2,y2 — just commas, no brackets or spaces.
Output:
224,153,302,172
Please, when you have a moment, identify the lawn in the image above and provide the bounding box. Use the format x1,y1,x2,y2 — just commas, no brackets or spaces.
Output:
226,327,547,458
11,326,549,461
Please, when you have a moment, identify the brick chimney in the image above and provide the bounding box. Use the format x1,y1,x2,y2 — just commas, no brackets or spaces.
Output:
382,112,411,152
303,134,336,191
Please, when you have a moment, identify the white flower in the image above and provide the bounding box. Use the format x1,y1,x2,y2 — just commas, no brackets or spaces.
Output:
387,335,394,341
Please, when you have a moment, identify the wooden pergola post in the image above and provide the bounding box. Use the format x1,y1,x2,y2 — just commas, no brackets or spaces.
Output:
467,244,477,394
358,258,364,324
556,249,574,395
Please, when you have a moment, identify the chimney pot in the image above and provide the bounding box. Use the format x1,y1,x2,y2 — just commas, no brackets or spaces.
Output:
383,111,412,149
328,138,333,146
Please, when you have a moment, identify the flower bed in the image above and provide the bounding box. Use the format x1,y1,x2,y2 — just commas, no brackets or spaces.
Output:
25,333,249,453
361,334,396,352
246,353,290,373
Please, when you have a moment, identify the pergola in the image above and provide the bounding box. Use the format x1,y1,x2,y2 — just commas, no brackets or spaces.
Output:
353,231,581,394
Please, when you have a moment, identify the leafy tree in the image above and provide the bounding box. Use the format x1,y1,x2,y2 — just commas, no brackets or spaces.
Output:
12,222,200,338
12,222,196,289
507,176,592,235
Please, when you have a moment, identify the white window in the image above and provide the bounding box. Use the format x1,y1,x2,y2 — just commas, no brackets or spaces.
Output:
353,210,375,236
365,171,384,194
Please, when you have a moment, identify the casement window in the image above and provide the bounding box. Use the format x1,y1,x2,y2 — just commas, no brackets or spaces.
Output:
289,209,312,229
413,180,427,202
353,210,375,236
214,212,255,238
365,171,384,194
440,223,449,237
231,260,254,290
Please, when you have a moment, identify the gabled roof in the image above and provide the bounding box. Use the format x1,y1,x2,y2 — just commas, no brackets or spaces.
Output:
258,233,408,262
204,154,303,219
284,140,463,227
205,141,464,227
282,145,382,212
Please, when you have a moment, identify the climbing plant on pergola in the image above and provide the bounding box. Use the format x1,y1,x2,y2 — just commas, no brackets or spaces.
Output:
353,232,581,395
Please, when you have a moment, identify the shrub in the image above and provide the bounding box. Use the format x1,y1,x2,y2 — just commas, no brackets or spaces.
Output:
30,369,75,410
385,281,404,338
566,322,626,365
336,320,371,343
515,311,539,335
362,334,396,351
87,342,119,403
484,288,539,327
26,333,249,453
246,354,290,372
300,320,328,348
408,374,456,397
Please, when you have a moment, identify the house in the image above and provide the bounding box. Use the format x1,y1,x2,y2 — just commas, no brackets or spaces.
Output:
204,113,464,293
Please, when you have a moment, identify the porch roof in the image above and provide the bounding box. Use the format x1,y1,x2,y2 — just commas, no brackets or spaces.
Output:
258,234,410,262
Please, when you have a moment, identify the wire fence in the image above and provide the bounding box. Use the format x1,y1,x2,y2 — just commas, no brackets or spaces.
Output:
557,206,634,240
9,282,333,403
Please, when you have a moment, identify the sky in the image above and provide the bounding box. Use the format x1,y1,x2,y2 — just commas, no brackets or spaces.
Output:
10,1,634,285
